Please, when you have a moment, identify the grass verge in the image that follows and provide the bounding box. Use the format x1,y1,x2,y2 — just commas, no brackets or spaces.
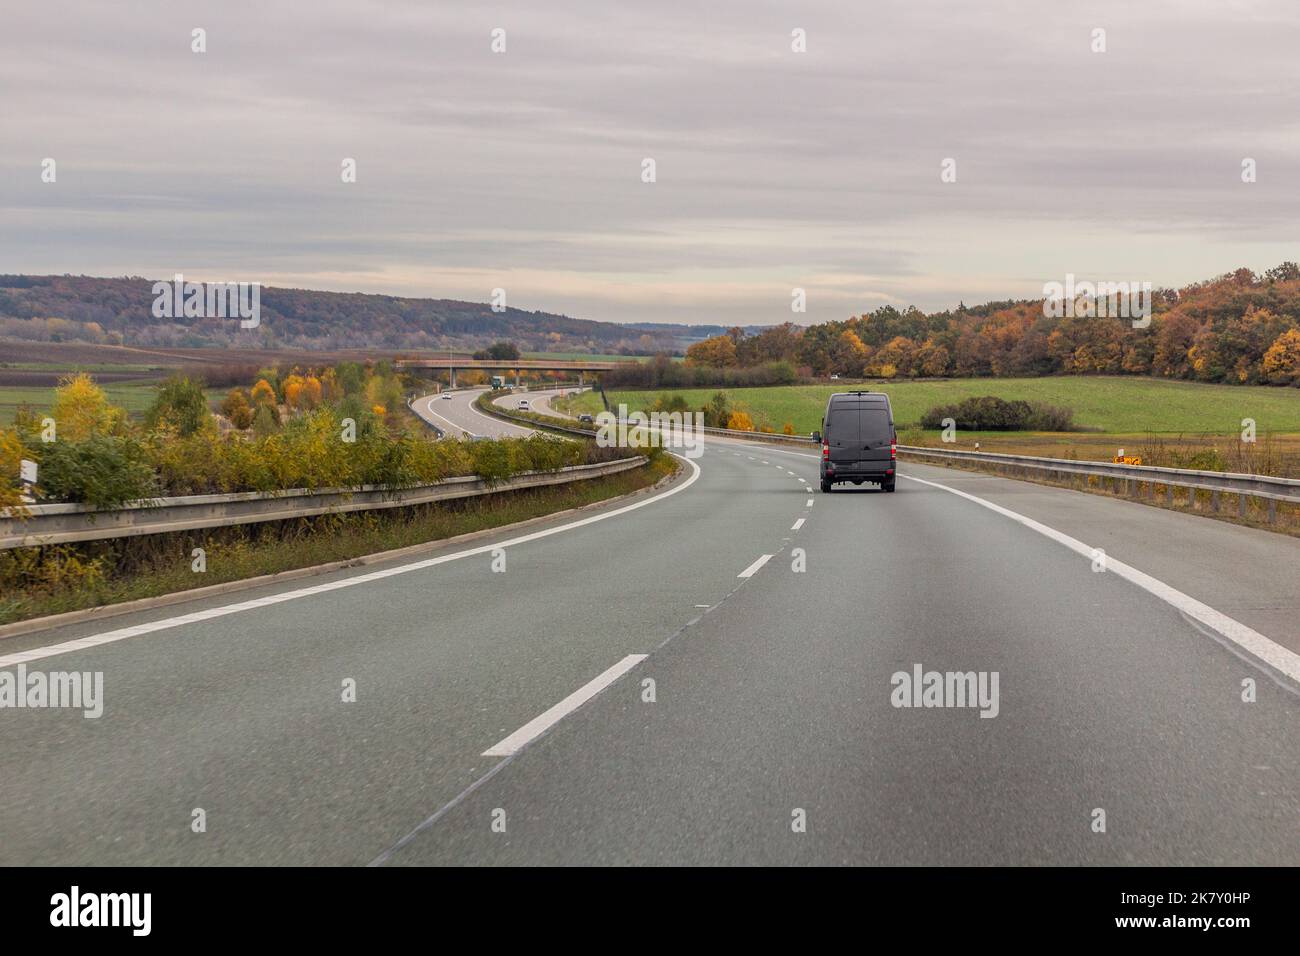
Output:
567,376,1300,435
902,453,1300,538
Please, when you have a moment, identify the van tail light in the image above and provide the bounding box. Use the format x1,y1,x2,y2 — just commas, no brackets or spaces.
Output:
890,441,897,460
822,442,830,460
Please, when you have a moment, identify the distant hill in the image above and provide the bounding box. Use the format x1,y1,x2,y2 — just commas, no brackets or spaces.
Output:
0,275,680,354
626,322,772,344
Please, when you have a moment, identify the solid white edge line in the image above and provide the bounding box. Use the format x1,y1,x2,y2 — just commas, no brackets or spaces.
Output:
482,653,648,756
901,472,1300,684
738,553,774,578
713,436,1299,680
421,398,475,438
0,455,703,668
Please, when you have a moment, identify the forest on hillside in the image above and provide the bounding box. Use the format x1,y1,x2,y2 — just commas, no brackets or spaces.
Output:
0,275,675,354
683,264,1300,386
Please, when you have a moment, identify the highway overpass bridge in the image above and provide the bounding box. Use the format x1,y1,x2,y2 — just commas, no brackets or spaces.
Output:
394,357,629,387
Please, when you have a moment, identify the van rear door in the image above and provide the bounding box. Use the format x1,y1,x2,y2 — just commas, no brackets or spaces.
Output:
825,401,860,464
859,404,894,465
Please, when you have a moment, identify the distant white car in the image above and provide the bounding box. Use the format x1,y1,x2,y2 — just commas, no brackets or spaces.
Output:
518,400,530,409
441,393,452,400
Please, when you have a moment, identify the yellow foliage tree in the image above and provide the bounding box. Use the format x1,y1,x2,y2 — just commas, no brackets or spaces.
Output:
727,410,755,431
0,428,27,514
302,375,323,408
250,379,277,408
1262,328,1300,384
50,372,127,441
282,374,307,410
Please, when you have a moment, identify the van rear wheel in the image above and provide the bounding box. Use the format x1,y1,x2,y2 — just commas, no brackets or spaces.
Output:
820,479,832,493
883,479,896,493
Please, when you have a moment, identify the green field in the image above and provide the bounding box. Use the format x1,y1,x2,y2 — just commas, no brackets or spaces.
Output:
569,377,1300,435
0,382,227,425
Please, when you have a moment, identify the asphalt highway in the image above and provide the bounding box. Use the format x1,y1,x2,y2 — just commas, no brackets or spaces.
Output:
0,429,1296,865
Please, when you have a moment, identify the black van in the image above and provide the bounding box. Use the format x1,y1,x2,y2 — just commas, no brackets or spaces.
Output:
813,392,896,493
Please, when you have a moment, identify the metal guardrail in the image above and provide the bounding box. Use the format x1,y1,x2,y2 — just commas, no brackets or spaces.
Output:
476,401,1298,519
406,396,445,438
0,457,648,550
895,445,1300,497
895,444,1300,518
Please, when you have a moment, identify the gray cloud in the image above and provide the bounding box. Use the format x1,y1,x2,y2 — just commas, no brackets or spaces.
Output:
2,0,1298,326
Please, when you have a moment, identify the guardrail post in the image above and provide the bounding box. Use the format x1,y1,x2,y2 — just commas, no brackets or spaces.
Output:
1239,494,1247,518
1211,490,1220,513
1166,483,1175,507
1268,499,1277,524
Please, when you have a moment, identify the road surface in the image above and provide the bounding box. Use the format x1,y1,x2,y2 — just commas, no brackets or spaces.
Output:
410,386,586,439
0,434,1297,865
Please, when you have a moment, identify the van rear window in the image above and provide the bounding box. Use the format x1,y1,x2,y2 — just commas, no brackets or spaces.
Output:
826,407,858,441
861,407,892,441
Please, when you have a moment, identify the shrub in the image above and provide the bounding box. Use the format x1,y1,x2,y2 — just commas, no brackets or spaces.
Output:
35,435,158,507
919,396,1078,431
220,389,254,430
252,403,280,437
144,375,210,436
702,392,731,428
0,428,26,513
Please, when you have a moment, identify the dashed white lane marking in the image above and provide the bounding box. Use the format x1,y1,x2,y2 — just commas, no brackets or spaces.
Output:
806,498,814,507
791,518,805,531
738,554,774,578
709,434,1300,681
0,456,704,668
902,473,1300,684
482,654,648,756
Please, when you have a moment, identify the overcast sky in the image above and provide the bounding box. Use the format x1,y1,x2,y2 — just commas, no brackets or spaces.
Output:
3,0,1299,326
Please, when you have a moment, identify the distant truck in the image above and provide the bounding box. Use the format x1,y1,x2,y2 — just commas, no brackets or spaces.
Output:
490,375,506,389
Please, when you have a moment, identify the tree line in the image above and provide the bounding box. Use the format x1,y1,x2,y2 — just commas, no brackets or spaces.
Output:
684,263,1300,386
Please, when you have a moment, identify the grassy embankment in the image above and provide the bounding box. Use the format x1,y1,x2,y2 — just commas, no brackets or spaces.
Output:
563,377,1300,475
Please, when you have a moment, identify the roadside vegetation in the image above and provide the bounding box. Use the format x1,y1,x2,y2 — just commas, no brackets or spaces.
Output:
0,365,632,509
0,452,675,626
0,363,674,624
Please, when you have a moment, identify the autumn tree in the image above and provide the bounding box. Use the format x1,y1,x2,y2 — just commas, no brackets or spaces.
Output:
685,335,738,368
220,389,255,429
144,375,211,436
50,372,127,441
1262,328,1300,384
250,379,278,408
